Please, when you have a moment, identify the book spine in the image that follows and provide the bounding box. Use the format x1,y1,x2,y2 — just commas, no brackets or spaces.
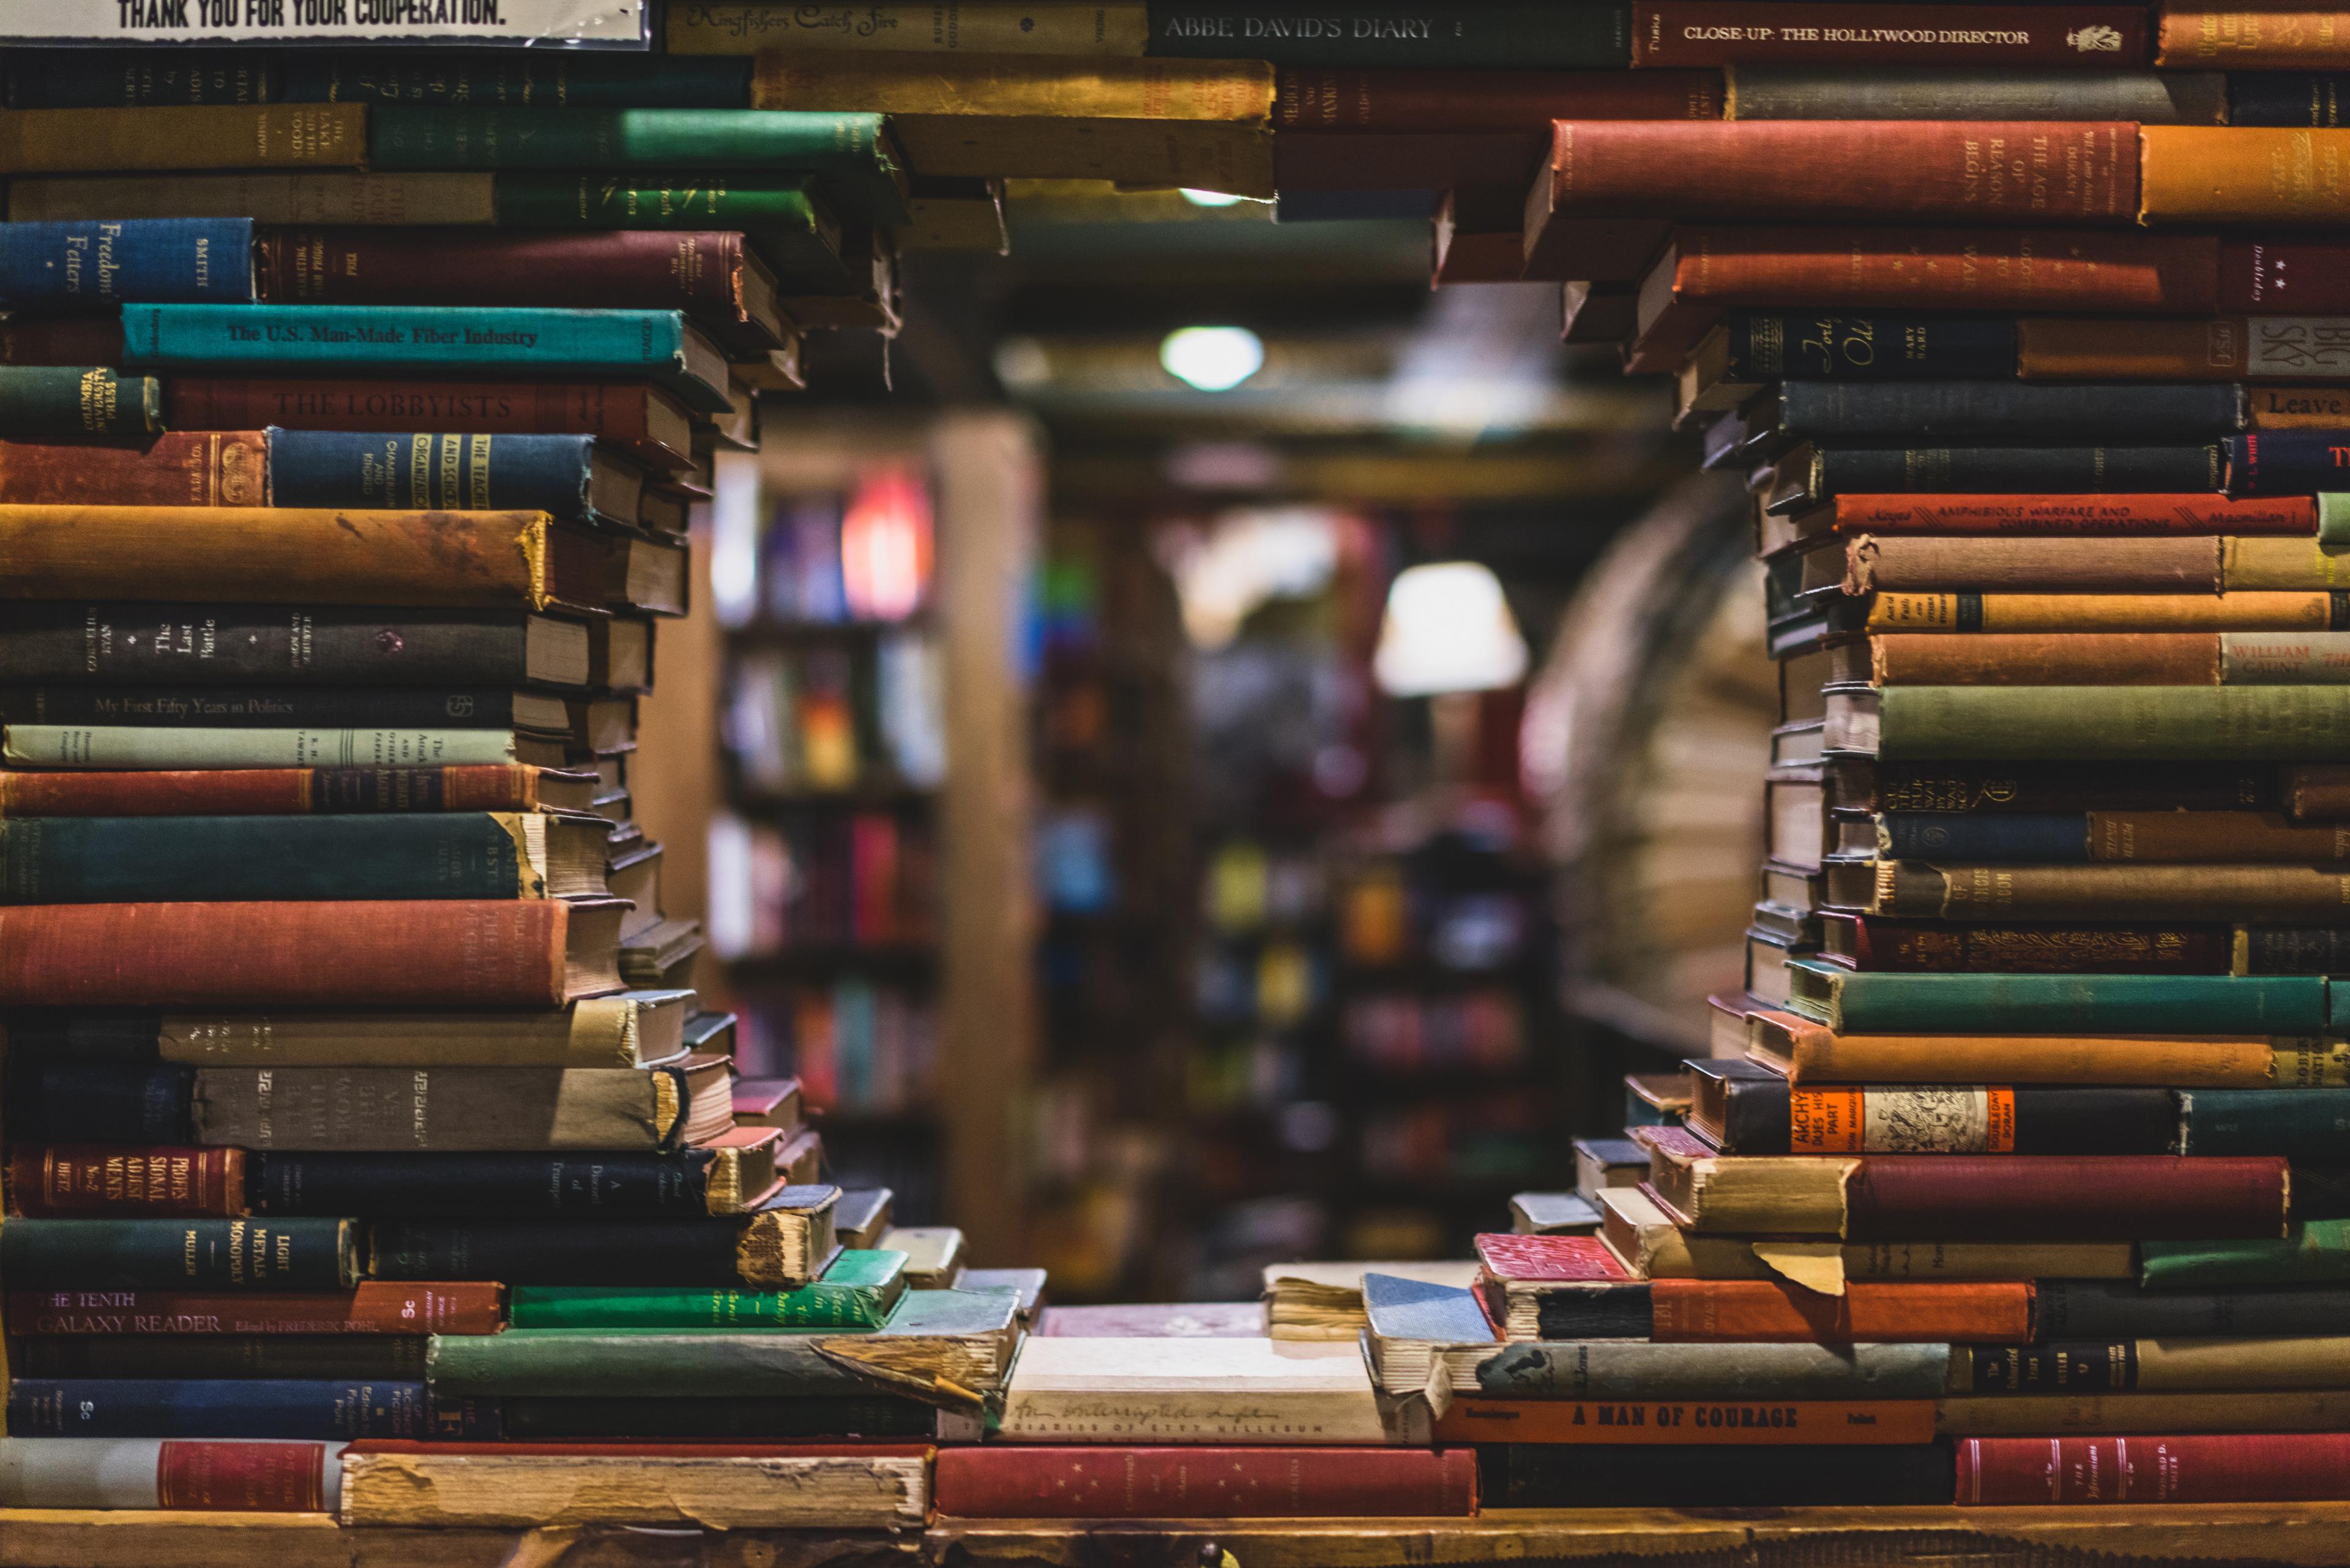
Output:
0,367,165,437
423,1329,855,1396
15,687,543,726
0,1219,356,1290
1845,1154,2288,1240
2037,1279,2350,1337
1873,685,2350,760
255,228,740,325
6,1146,247,1218
1460,1340,1955,1400
1960,1342,2136,1393
1887,862,2350,920
6,1379,446,1441
1872,632,2228,684
1882,810,2350,862
1484,1443,1956,1508
1275,66,1718,130
2160,11,2350,67
1530,1285,1657,1340
1823,495,2313,533
1788,1032,2338,1089
2228,430,2350,495
2,813,540,905
1866,591,2348,633
0,1436,334,1511
1640,4,2150,67
2245,927,2350,973
935,1446,1477,1518
0,605,539,686
372,1220,750,1286
2250,386,2350,426
1782,383,2245,440
171,379,666,455
18,1336,427,1381
275,53,752,108
1146,3,1631,67
1676,226,2222,313
1818,445,2225,498
122,302,692,383
491,1394,939,1440
365,106,893,176
2180,1089,2350,1157
0,900,570,1008
0,105,366,174
0,766,541,816
2228,72,2350,125
2140,1222,2350,1286
1723,313,2020,381
266,431,595,519
1786,1086,2176,1154
0,432,268,507
255,1152,714,1220
486,175,841,268
196,1067,678,1154
1,316,127,365
3,50,281,108
1843,917,2234,974
2144,127,2350,222
1546,121,2137,223
7,1064,193,1144
0,218,254,308
1727,67,2226,122
6,1283,504,1335
2,728,529,771
2020,317,2350,381
1959,1434,2350,1503
1879,812,2092,861
6,172,498,228
1646,1280,2034,1343
505,1283,889,1329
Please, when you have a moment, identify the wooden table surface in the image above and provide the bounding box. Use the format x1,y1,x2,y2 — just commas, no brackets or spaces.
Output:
10,1505,2350,1568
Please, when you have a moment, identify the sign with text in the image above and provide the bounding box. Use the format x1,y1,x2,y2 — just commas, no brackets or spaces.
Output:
7,0,648,47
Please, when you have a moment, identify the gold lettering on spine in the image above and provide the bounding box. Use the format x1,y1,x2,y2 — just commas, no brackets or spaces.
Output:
470,435,491,510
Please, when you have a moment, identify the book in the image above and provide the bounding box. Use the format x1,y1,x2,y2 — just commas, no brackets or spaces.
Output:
1959,1433,2350,1503
504,1249,908,1329
0,603,592,688
1,50,283,107
1816,912,2350,976
1947,1390,2350,1435
1277,65,1718,132
882,1225,966,1290
1637,3,2149,66
0,504,605,613
2178,1089,2350,1158
1533,1278,2034,1345
7,1145,247,1218
1843,630,2350,687
1,812,611,904
6,171,496,227
488,1397,955,1442
265,430,639,523
667,3,1145,55
1957,1337,2350,1394
1774,383,2247,441
0,764,598,818
2,726,584,771
1261,1259,1483,1340
1638,1126,2289,1238
2160,9,2350,66
1723,67,2226,122
1359,1276,1500,1394
17,1336,427,1381
933,1446,1477,1518
1440,1398,1939,1446
0,105,365,174
2230,71,2350,124
1786,965,2327,1034
2143,125,2350,222
2141,1222,2350,1288
1871,808,2350,864
0,366,163,437
1481,1441,1954,1507
429,1285,1018,1396
374,1186,837,1290
7,1283,502,1336
0,429,272,507
1749,1012,2349,1088
254,1136,777,1219
2018,316,2350,381
1687,1069,2175,1155
1510,1192,1604,1234
121,305,730,415
1870,862,2350,921
7,1061,198,1144
7,1378,464,1441
1786,443,2226,504
338,1442,931,1529
0,1217,357,1290
2229,429,2350,494
0,1437,337,1512
168,379,696,469
0,217,255,308
998,1335,1386,1444
0,898,627,1007
1827,684,2350,761
1144,2,1631,67
192,1059,728,1152
1032,1302,1266,1337
2040,1280,2350,1338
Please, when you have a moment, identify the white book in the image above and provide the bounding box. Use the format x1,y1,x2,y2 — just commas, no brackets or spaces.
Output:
8,1,645,45
999,1336,1386,1444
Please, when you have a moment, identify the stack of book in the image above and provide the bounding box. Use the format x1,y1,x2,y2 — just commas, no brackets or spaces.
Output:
1480,0,2350,1512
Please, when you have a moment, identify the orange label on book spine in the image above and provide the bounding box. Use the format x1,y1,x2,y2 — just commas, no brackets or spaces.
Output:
1434,1398,1938,1445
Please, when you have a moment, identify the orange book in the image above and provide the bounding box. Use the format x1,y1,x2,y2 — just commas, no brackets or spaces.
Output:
2155,6,2350,67
2142,127,2350,223
1434,1398,1938,1446
2019,317,2350,383
1647,1279,2034,1343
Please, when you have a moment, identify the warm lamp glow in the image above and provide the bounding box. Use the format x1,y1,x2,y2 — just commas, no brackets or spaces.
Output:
1160,326,1264,392
839,466,933,621
1373,561,1529,697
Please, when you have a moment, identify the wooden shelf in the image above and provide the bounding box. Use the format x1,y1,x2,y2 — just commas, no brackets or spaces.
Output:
17,1504,2350,1568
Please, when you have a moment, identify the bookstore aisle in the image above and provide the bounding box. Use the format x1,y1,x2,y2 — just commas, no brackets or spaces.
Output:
10,0,2350,1561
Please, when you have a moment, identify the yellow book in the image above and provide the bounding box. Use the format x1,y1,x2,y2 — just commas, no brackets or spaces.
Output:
2140,125,2350,225
0,105,366,175
9,172,493,226
671,2,1147,56
753,51,1271,122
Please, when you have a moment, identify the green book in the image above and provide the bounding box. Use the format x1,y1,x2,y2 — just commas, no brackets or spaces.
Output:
0,1219,357,1291
1861,685,2350,761
2179,1089,2350,1157
428,1286,1020,1397
490,174,848,287
368,107,910,228
1785,959,2329,1034
505,1249,908,1329
0,366,163,437
2143,1222,2350,1289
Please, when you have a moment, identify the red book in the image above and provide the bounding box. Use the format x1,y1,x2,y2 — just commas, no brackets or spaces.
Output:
1628,226,2232,372
1275,133,1547,193
1632,2,2151,68
1276,66,1720,132
7,1283,504,1335
7,1146,247,1218
1798,495,2316,537
1958,1435,2350,1504
933,1447,1477,1518
0,764,583,818
1847,1155,2287,1241
155,1440,335,1511
1529,122,2139,244
253,228,781,356
351,1441,932,1457
0,431,267,507
1647,1279,2035,1343
1829,913,2237,974
166,377,696,469
0,899,622,1007
1475,1233,1631,1281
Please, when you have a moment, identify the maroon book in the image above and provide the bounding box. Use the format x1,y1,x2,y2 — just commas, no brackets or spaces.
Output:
0,430,266,506
1960,1435,2350,1504
934,1447,1477,1518
1829,915,2234,975
1276,66,1720,132
166,377,696,469
253,228,781,356
1846,1155,2287,1242
1632,2,2151,69
1274,132,1546,192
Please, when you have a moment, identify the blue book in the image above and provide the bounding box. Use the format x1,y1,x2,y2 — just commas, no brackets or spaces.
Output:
267,430,608,521
3,1378,485,1440
0,219,252,310
120,305,731,414
1360,1274,1498,1346
1878,813,2091,862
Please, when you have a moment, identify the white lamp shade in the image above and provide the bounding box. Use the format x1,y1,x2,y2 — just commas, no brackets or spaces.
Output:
1373,561,1529,697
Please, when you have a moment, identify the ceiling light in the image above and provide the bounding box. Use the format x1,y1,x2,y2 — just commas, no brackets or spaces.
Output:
1373,561,1529,697
1161,326,1264,392
1181,189,1247,207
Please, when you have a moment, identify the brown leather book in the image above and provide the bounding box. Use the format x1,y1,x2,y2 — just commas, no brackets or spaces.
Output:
0,432,267,507
0,105,365,174
2141,125,2350,222
1277,67,1719,132
1857,630,2341,685
2021,316,2350,381
0,765,597,818
6,1146,248,1219
1640,1,2152,67
166,378,696,471
2156,5,2350,66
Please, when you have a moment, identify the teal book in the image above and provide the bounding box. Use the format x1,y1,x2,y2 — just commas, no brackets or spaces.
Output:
1785,958,2328,1034
2142,1221,2350,1288
428,1285,1020,1397
2179,1089,2350,1157
368,107,909,227
505,1249,909,1329
119,304,731,414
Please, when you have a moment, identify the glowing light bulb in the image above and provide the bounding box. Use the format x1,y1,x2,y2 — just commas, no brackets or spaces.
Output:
1160,326,1264,392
